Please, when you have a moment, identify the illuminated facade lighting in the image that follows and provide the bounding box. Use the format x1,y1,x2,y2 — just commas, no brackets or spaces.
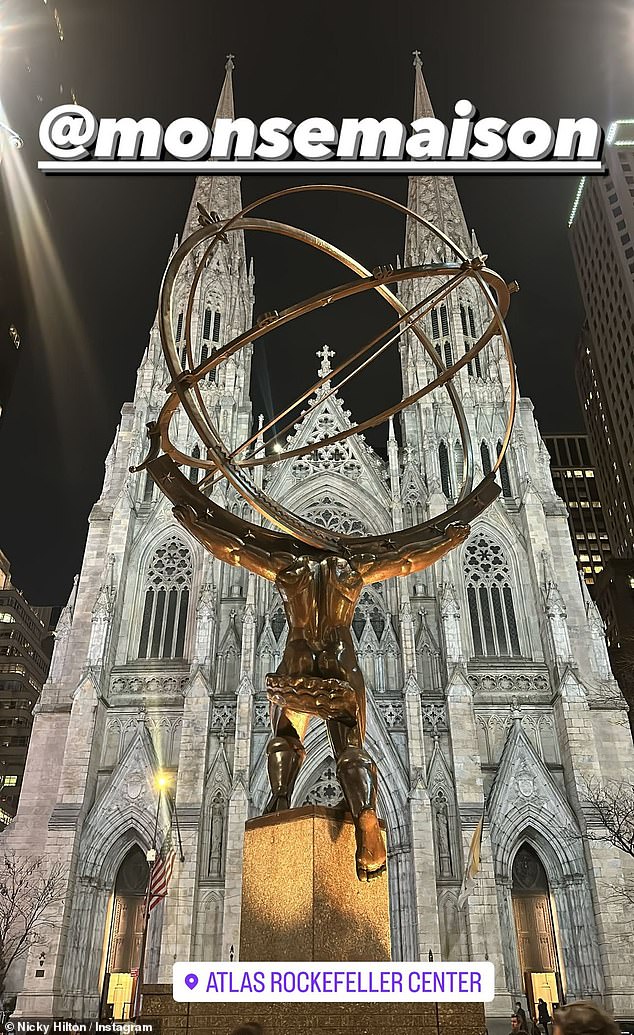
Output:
568,176,586,226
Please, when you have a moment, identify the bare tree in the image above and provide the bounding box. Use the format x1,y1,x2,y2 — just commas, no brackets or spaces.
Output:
581,779,634,905
0,852,66,1011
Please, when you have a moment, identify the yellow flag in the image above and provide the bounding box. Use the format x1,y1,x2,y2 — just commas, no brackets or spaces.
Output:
457,812,484,909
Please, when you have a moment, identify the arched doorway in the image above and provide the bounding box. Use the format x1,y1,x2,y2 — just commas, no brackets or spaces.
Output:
100,846,149,1020
512,844,564,1019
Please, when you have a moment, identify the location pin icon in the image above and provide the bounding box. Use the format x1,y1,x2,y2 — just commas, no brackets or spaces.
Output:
185,973,198,990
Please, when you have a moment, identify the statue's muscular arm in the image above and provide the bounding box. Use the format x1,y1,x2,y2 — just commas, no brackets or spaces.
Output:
173,504,294,583
354,522,470,585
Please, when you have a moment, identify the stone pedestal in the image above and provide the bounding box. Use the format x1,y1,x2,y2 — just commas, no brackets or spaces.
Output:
140,806,486,1035
240,805,390,962
142,985,487,1035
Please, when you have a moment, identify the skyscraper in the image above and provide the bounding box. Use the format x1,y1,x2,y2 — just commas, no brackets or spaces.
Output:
3,57,634,1029
543,434,611,588
569,121,634,735
0,550,55,827
569,121,634,559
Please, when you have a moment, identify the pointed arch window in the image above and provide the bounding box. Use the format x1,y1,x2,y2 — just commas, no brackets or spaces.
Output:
439,441,452,498
497,440,512,498
202,308,212,340
480,441,492,476
175,311,184,341
300,762,344,808
443,341,453,368
464,533,521,657
138,536,192,659
271,608,287,640
142,471,154,504
189,444,201,484
212,311,221,342
460,305,468,336
303,497,366,536
454,440,464,493
431,309,440,339
200,342,208,368
352,587,387,641
464,343,483,378
440,305,449,337
468,306,477,338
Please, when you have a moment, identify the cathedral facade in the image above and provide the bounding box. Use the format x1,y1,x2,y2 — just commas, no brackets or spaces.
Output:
4,57,634,1027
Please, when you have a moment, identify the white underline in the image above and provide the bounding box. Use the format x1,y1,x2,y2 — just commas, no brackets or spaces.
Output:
37,159,605,174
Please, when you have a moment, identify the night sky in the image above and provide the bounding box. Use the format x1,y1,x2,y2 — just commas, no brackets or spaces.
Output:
1,0,632,605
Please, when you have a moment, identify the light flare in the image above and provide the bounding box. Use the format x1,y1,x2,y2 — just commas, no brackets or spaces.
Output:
0,123,104,467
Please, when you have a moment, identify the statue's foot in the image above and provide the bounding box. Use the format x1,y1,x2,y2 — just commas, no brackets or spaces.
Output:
264,792,291,814
354,807,386,881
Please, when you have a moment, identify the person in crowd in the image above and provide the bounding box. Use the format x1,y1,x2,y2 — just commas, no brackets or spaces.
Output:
511,1014,526,1035
538,998,553,1033
516,1002,528,1028
553,1002,620,1035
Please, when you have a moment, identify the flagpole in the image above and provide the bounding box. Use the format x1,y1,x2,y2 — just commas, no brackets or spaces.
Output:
132,775,164,1022
481,796,489,963
171,789,185,863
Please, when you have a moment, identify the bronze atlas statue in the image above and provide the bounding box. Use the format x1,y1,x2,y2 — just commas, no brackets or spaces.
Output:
134,185,517,881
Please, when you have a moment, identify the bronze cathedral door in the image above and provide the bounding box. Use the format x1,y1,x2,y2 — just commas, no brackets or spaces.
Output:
101,846,149,1020
511,844,564,1017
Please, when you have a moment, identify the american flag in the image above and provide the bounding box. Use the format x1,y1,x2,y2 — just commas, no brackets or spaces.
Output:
149,829,177,912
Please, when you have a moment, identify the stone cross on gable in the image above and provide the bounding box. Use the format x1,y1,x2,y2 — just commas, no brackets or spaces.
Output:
225,53,235,71
412,50,422,68
316,345,335,380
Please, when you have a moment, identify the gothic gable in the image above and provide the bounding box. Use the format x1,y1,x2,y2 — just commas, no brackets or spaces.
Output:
487,715,583,879
264,359,390,516
256,615,278,657
205,738,232,793
79,723,167,881
426,737,454,793
217,611,241,655
416,609,440,653
401,458,427,506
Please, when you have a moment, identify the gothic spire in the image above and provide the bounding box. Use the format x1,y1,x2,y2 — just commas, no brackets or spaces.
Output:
405,51,471,264
411,50,434,121
215,53,236,122
182,53,244,239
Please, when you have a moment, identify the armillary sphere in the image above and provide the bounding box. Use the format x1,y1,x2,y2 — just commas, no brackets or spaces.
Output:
135,184,517,560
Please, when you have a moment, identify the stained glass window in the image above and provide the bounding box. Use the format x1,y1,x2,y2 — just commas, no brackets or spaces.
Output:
464,534,521,657
138,536,192,659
